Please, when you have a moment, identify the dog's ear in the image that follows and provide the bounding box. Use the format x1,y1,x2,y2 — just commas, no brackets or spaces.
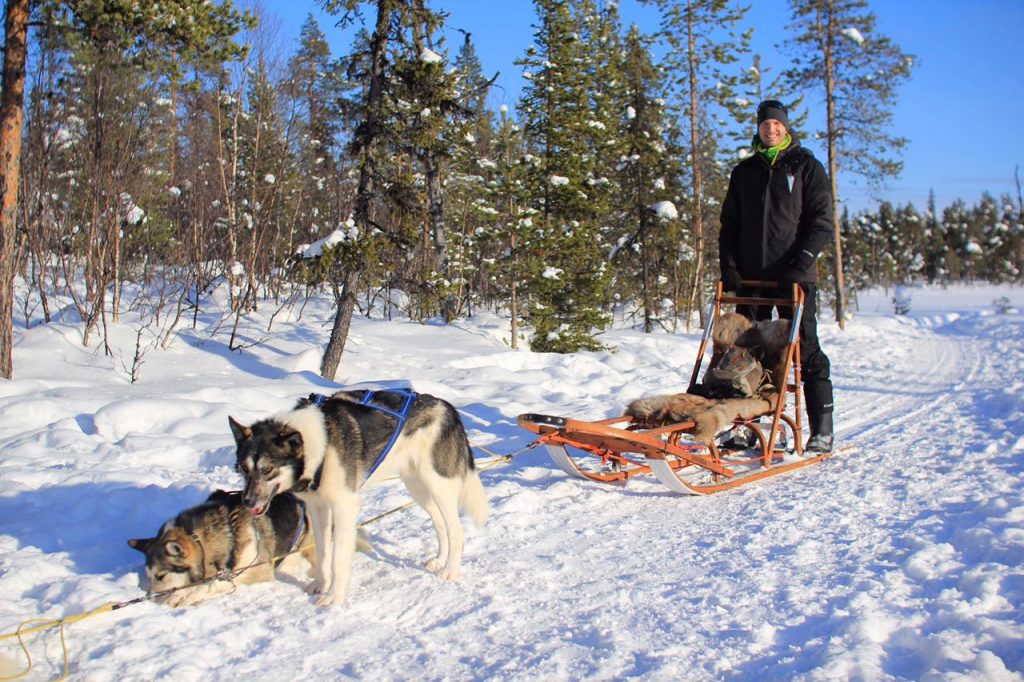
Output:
277,430,304,453
127,537,154,553
228,416,251,444
207,489,232,503
164,540,187,558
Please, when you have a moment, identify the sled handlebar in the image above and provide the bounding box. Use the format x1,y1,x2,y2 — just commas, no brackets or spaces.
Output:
725,279,784,289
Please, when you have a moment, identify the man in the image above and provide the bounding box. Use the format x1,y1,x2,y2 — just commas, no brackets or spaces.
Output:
719,99,835,454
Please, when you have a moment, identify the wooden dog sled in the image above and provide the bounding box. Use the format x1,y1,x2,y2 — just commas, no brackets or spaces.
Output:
518,281,833,495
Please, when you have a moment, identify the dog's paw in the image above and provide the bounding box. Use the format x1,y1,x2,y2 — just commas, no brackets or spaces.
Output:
305,579,325,595
425,557,443,572
314,594,336,607
164,591,198,608
314,590,347,607
438,566,462,582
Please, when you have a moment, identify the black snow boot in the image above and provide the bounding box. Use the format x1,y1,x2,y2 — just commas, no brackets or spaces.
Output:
805,411,834,455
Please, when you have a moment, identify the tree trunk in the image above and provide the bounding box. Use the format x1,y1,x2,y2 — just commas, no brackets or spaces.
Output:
425,154,452,321
686,2,707,330
320,271,359,381
822,0,847,328
0,0,29,379
320,0,390,378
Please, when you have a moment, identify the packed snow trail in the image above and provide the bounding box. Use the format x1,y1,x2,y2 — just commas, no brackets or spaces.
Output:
0,287,1021,680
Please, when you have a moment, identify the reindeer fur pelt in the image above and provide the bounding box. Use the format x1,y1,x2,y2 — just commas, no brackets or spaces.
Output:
625,313,792,445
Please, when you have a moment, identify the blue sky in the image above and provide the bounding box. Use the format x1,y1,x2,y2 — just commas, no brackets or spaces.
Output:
262,0,1022,215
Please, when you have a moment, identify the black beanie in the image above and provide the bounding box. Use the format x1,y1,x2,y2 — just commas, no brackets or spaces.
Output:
757,99,789,128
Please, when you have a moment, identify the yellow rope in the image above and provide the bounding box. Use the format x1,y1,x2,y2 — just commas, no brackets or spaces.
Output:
0,602,117,681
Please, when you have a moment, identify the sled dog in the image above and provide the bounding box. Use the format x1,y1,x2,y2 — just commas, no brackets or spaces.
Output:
228,389,488,606
128,489,313,607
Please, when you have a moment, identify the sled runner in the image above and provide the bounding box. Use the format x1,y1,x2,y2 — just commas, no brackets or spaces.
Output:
517,281,833,495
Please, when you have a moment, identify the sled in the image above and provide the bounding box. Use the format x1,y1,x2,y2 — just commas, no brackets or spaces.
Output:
517,281,833,495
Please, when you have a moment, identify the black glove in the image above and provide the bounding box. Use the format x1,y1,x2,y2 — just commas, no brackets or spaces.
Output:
781,250,816,285
721,267,741,292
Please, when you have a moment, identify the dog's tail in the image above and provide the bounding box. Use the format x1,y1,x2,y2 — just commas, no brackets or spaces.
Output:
460,469,488,527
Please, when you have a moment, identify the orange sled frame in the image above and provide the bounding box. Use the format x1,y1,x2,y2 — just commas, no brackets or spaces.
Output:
518,281,832,495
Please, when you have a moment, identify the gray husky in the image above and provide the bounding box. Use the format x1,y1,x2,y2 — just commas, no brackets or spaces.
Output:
128,490,313,607
228,389,488,607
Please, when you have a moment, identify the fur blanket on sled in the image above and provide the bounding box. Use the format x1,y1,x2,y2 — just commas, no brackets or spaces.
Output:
626,312,791,445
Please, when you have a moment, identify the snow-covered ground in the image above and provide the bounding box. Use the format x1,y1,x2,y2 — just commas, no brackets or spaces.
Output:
1,283,1022,681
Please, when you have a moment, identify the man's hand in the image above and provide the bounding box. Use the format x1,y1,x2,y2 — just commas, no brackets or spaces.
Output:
721,267,742,292
781,250,816,285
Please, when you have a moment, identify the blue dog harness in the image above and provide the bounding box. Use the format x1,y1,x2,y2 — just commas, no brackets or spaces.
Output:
309,388,417,487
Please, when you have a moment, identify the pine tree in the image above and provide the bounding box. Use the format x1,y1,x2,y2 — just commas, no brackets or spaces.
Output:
444,32,499,318
783,0,915,326
0,0,31,378
0,0,252,378
516,0,609,352
614,24,685,332
642,0,750,327
283,16,349,256
314,0,450,379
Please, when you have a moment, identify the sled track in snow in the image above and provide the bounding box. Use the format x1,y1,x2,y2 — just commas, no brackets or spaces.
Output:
833,317,984,449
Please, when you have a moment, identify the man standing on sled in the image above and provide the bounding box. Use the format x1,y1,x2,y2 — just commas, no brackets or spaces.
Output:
719,99,835,454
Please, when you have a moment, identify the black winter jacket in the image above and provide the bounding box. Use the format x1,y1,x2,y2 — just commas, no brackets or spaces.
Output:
719,135,833,284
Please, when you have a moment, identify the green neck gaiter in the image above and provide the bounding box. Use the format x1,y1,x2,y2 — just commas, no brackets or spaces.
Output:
754,133,792,166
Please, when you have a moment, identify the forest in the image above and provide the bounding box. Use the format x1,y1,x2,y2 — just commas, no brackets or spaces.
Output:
1,0,1020,380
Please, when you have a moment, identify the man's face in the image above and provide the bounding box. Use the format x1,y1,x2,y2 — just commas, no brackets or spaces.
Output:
758,119,787,147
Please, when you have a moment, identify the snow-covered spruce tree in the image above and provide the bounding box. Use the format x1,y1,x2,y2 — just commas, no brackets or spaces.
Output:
922,190,948,284
613,24,687,333
642,0,750,328
939,200,972,283
390,14,471,323
516,0,610,353
577,0,626,250
313,0,450,379
442,32,499,319
972,193,1019,284
477,105,530,348
993,193,1024,283
783,0,915,326
243,56,296,312
891,203,926,283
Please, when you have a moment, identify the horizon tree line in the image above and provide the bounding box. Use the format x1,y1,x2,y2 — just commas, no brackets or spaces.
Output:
0,0,1018,381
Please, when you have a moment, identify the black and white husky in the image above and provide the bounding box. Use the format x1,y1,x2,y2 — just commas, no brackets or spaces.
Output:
228,389,488,606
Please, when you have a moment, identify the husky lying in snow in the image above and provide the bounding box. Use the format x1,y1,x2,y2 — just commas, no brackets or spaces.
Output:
128,489,314,607
229,389,489,607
